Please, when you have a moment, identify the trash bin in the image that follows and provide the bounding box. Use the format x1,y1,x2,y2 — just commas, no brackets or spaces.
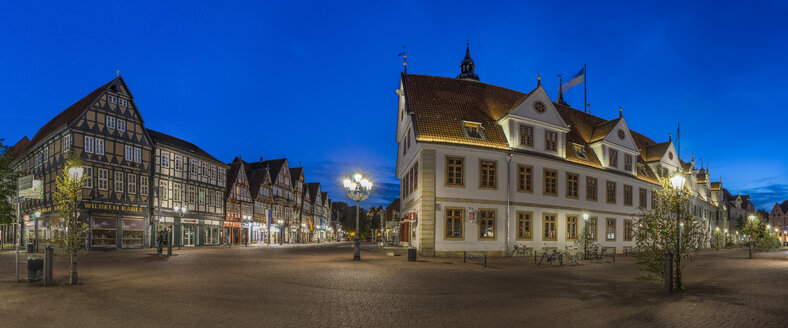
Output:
26,243,35,253
408,247,417,261
27,256,43,281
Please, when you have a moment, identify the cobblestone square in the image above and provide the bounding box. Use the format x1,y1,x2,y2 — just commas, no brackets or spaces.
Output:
1,243,787,327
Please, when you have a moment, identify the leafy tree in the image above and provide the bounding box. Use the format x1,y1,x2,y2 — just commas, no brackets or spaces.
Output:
741,214,779,257
634,178,708,291
49,151,89,285
0,139,18,225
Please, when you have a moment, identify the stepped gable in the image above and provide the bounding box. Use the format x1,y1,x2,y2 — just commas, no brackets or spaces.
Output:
147,129,221,163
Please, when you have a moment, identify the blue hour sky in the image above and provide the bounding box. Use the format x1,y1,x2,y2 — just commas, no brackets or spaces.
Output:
1,1,787,209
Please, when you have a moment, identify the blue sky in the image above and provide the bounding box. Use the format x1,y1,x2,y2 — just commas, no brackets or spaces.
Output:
1,1,787,209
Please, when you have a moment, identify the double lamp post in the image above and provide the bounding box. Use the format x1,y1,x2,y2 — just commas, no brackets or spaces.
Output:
343,173,372,261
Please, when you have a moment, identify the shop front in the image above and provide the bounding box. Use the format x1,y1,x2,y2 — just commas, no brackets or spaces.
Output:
202,220,221,246
180,218,198,246
223,221,241,245
83,202,147,249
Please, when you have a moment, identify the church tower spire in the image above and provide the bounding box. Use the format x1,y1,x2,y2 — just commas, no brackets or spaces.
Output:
457,41,480,81
556,74,568,106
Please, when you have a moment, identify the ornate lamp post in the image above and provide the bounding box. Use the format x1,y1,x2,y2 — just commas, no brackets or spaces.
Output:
174,206,188,252
667,170,686,292
343,172,372,261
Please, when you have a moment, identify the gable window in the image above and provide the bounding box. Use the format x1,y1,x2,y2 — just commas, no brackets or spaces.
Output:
119,98,128,107
566,215,578,241
609,149,618,168
624,155,632,171
606,218,617,241
85,136,94,153
117,119,126,132
109,95,117,104
624,185,633,206
517,211,532,240
566,173,579,198
127,174,136,194
639,188,648,208
97,168,108,191
479,160,497,189
479,209,496,239
587,217,598,241
519,125,533,147
95,138,104,155
517,165,532,192
545,131,558,152
140,177,148,196
125,145,133,161
606,181,616,204
624,219,633,241
107,116,116,129
83,167,93,189
543,169,557,196
446,157,464,186
463,122,484,139
586,177,598,201
63,134,72,153
134,147,141,163
543,213,557,240
445,208,463,239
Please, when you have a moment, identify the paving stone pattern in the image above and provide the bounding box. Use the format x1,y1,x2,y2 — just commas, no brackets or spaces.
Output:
1,243,787,327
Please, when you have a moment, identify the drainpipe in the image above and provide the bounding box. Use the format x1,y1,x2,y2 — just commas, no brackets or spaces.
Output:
506,153,513,256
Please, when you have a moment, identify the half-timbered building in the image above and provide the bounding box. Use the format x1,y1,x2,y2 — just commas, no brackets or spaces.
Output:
260,158,295,242
289,167,306,242
10,76,154,249
225,157,253,245
306,183,321,241
148,129,227,247
247,160,274,244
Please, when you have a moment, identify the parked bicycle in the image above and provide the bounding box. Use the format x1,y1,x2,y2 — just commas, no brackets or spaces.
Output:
563,244,584,266
537,244,563,266
510,243,532,257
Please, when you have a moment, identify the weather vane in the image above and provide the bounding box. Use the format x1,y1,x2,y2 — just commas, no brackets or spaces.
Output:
397,45,407,73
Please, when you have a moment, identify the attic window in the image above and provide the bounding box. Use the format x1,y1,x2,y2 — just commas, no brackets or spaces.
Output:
462,121,484,139
637,164,647,176
572,144,588,160
110,84,119,92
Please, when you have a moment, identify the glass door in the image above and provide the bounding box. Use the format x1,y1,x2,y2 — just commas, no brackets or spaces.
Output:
183,225,195,246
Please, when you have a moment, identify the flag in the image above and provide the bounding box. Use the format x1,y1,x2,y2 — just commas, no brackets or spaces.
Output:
561,66,585,93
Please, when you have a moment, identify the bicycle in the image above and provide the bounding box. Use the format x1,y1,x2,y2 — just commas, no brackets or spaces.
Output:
537,244,563,266
563,244,584,266
511,243,532,257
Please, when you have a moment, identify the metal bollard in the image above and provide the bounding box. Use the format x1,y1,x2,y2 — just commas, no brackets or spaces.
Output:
44,247,54,286
665,252,673,293
484,254,487,268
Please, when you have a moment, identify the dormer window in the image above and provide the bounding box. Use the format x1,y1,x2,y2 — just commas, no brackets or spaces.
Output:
462,121,484,139
572,144,588,160
637,164,648,176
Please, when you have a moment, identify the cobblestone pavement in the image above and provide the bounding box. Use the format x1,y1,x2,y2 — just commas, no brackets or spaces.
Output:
1,243,787,327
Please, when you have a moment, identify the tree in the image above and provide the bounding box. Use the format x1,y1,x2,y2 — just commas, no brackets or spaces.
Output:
0,139,18,225
741,214,779,257
634,178,708,291
50,151,89,285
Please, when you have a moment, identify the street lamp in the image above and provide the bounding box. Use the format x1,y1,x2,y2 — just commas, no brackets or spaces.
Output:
666,170,685,293
343,172,372,261
748,215,755,259
174,206,188,252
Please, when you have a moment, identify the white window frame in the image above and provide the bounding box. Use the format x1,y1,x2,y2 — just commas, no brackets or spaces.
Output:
125,145,133,161
83,167,93,189
107,116,116,129
160,181,168,200
119,98,128,107
117,119,126,132
161,152,169,167
109,95,117,104
63,134,72,152
85,136,94,153
140,176,149,196
134,147,141,163
96,138,105,155
128,173,137,194
114,171,124,192
97,168,108,191
175,155,182,171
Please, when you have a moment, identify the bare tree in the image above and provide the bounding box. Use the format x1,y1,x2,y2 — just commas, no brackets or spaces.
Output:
50,151,89,285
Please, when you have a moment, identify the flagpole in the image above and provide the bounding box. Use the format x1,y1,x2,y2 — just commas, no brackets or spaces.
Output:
584,64,587,113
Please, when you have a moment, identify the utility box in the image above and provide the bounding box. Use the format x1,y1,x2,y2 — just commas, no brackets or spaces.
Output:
27,256,43,281
408,247,417,261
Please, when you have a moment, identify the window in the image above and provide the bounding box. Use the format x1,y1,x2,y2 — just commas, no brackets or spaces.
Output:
134,148,141,163
85,136,94,153
107,116,116,129
445,208,463,238
639,188,648,208
624,155,632,171
125,145,133,161
650,191,655,209
517,165,532,192
95,138,104,155
479,160,497,189
586,177,598,201
63,134,72,152
479,209,495,239
566,173,579,198
190,159,197,174
189,186,196,203
140,177,148,196
624,185,633,206
638,164,648,176
543,213,557,241
83,167,93,189
587,217,598,241
161,152,169,167
446,157,464,186
566,215,578,241
543,169,557,196
199,188,206,205
109,95,117,104
119,98,128,107
545,131,558,151
519,125,533,146
413,162,418,191
159,181,168,200
206,190,212,207
175,155,182,171
97,168,108,190
606,181,616,204
117,119,126,132
606,218,616,241
624,219,633,241
127,174,136,194
463,122,483,139
609,149,618,168
173,183,181,201
517,212,532,240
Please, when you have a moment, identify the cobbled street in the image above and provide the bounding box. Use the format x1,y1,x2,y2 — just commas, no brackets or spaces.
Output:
1,243,787,327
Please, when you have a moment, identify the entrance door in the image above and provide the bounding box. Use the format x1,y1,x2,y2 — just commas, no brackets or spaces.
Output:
183,226,195,246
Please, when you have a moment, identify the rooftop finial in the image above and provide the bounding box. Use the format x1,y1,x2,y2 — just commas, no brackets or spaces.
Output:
116,70,120,77
619,107,623,118
669,133,672,141
457,41,480,81
397,45,408,74
556,74,568,106
537,74,541,86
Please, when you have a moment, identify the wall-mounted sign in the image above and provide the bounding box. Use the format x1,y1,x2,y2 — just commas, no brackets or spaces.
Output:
468,210,476,223
408,211,417,223
82,202,144,214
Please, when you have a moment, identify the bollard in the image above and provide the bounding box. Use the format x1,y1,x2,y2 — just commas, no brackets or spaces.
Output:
484,254,487,268
44,247,53,286
463,251,467,263
665,252,673,293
